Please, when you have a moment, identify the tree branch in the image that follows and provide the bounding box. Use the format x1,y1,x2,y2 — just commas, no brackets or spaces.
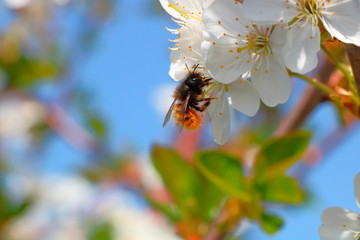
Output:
345,44,360,94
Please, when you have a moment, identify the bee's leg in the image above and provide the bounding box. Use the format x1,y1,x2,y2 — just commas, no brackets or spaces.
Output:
193,105,202,112
196,97,218,103
204,78,212,83
196,97,217,112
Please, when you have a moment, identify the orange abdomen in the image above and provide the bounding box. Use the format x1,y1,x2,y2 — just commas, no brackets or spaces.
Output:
173,105,202,130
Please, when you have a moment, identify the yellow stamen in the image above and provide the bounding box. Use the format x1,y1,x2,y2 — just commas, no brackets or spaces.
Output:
168,4,202,22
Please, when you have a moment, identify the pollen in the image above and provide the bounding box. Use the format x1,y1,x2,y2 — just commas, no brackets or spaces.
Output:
235,17,239,21
177,108,201,130
223,33,227,36
212,42,216,45
265,69,269,73
220,65,224,68
237,34,241,37
218,21,221,24
228,49,234,53
239,79,244,83
234,42,239,45
219,112,223,116
309,35,313,39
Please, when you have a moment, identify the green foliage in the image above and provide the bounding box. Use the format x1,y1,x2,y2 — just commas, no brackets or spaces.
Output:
0,57,58,88
87,221,114,240
0,181,32,230
152,145,203,218
261,174,304,204
145,196,180,222
150,131,311,237
260,213,284,235
254,131,311,179
87,113,108,139
151,145,224,221
195,151,249,201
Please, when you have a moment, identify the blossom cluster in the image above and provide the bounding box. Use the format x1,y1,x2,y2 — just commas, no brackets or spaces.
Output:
160,0,360,144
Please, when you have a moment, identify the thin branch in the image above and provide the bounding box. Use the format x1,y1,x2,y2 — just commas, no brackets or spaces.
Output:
288,71,336,95
345,44,360,96
321,44,354,86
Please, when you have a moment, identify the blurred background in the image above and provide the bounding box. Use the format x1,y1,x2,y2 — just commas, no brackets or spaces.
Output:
0,0,359,239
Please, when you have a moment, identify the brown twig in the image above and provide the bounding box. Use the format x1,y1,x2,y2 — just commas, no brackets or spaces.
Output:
345,44,360,93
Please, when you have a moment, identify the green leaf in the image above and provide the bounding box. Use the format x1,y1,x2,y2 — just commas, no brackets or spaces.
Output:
255,131,311,179
145,196,180,222
262,174,304,204
151,145,201,217
87,112,107,139
260,212,284,234
87,221,113,240
1,57,58,88
151,146,225,221
195,151,250,201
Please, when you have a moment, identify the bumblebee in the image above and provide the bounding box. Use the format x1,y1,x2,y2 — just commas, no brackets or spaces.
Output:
163,65,214,130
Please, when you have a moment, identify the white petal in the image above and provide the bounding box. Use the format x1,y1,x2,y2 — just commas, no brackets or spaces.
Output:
178,19,203,55
203,37,253,84
242,0,297,24
322,0,360,46
228,79,260,116
208,84,230,145
269,24,290,66
321,207,360,231
319,224,354,240
169,51,192,81
160,0,203,19
251,56,291,107
355,172,360,209
286,22,320,74
159,0,182,19
203,0,251,39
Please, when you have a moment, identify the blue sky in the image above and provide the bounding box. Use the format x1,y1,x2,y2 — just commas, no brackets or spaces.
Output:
35,0,360,239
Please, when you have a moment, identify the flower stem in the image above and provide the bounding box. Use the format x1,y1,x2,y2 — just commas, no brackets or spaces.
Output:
321,44,358,97
288,70,335,95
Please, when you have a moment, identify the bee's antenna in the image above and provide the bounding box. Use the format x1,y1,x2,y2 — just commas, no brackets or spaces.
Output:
185,63,191,73
193,64,200,72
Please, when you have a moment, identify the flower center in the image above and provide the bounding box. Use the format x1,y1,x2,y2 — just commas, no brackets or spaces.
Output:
243,26,272,57
293,0,328,26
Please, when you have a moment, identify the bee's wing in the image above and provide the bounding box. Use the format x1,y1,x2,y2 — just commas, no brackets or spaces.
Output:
177,94,190,131
163,98,177,128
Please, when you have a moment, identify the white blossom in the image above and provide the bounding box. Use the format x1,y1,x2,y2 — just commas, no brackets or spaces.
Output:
319,173,360,240
159,0,214,80
243,0,360,74
202,0,291,107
